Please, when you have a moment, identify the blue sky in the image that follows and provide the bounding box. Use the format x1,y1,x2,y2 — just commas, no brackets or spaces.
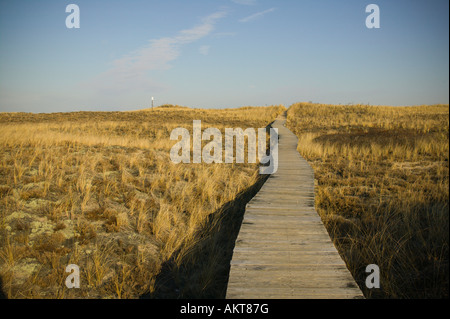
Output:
0,0,448,112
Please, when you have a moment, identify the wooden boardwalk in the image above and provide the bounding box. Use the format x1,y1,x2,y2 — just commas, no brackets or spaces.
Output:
226,113,364,299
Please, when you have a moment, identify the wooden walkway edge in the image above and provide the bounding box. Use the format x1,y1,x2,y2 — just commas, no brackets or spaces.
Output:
225,113,364,299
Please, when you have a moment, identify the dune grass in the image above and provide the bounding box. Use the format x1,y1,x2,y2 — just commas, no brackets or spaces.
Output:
0,105,285,298
286,103,449,298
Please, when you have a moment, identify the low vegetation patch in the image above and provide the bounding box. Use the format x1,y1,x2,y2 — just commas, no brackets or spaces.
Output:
0,105,284,298
287,103,449,298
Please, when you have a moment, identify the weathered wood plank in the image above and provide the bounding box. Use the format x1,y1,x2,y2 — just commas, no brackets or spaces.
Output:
226,287,364,299
225,113,364,299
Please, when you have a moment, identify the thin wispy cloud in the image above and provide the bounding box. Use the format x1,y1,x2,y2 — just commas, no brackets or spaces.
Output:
213,32,237,38
199,45,211,56
239,8,275,23
85,10,227,95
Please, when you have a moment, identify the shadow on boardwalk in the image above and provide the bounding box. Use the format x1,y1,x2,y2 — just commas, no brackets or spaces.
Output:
141,174,269,299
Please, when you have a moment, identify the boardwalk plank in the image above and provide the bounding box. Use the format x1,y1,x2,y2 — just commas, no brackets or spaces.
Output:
225,113,364,299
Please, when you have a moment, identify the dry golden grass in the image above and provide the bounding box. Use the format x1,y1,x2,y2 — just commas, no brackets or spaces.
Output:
286,103,449,298
0,105,285,298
